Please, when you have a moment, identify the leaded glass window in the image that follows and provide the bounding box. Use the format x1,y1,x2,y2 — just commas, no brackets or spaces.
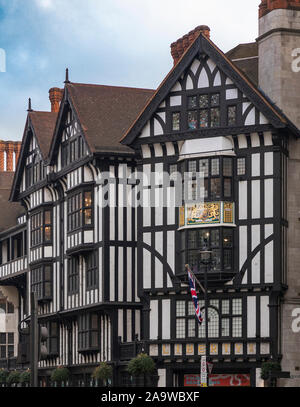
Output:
199,110,208,128
188,111,198,129
199,94,209,108
172,112,180,131
237,157,246,175
228,106,237,126
211,108,220,127
188,96,198,109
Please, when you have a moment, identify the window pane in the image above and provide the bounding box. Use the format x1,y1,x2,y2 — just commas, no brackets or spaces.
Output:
188,319,196,337
223,158,233,176
91,331,98,347
44,211,51,224
91,314,98,330
172,113,180,131
224,178,232,198
0,303,6,314
199,110,208,128
232,317,242,337
199,94,209,108
222,300,230,314
211,158,220,176
188,301,195,315
0,346,6,358
7,333,14,344
84,191,92,208
176,301,185,317
228,106,236,126
222,318,230,336
188,96,197,109
210,229,220,248
223,249,232,270
84,209,92,225
211,108,220,127
0,333,6,344
188,161,197,173
211,249,221,271
232,299,242,315
211,93,220,106
211,178,221,199
176,319,185,338
7,302,14,314
199,159,209,177
223,229,233,247
237,158,246,175
188,111,198,129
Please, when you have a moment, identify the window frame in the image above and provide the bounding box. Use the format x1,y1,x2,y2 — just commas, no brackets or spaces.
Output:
31,263,53,302
67,256,80,295
86,251,98,291
78,313,99,352
30,208,53,247
67,189,94,233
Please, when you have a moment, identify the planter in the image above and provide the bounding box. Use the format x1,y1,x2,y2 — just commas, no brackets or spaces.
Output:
20,370,31,387
0,369,9,386
7,371,21,387
127,353,156,387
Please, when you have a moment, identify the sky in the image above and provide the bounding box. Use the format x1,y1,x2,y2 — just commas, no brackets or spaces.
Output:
0,0,261,141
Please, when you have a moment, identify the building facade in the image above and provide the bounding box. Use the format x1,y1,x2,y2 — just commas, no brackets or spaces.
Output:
1,0,300,387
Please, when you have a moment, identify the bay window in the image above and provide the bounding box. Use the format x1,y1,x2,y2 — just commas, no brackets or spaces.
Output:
67,190,93,232
30,208,52,247
31,264,52,302
78,313,99,352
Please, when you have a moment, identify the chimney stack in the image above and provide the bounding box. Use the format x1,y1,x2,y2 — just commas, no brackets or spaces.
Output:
49,87,64,113
170,25,210,65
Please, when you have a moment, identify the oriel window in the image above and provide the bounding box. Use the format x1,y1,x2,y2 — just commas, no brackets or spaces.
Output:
187,92,220,130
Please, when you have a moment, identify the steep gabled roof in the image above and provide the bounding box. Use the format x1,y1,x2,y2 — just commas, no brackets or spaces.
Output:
121,33,300,146
0,172,24,231
28,111,58,159
49,83,155,160
9,111,58,202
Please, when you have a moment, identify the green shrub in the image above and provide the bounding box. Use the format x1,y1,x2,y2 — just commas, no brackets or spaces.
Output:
19,370,31,384
7,370,21,385
0,369,9,384
50,366,70,383
261,361,281,380
92,362,113,382
127,353,155,377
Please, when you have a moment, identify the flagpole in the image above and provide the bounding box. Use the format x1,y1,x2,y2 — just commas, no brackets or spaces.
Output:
186,263,209,387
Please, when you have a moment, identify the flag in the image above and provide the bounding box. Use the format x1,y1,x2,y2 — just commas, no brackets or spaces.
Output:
187,268,203,325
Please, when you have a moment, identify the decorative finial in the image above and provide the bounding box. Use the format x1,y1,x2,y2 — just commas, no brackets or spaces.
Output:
64,68,70,84
27,98,33,112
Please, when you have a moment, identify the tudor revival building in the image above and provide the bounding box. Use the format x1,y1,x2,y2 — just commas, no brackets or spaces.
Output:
1,0,300,387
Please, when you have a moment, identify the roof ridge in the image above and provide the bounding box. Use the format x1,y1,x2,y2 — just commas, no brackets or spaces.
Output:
67,82,154,92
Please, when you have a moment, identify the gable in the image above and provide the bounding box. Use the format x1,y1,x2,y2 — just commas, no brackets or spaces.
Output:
53,103,90,172
10,112,57,201
138,54,269,141
121,33,300,146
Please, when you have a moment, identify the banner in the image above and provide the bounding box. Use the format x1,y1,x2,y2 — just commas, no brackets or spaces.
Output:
184,374,250,387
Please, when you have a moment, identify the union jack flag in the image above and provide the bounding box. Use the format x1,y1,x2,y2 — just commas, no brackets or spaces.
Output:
187,268,203,325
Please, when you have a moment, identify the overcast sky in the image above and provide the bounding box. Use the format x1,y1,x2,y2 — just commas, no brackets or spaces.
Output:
0,0,261,141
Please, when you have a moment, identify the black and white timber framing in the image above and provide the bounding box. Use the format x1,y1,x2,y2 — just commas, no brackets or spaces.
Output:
0,32,298,387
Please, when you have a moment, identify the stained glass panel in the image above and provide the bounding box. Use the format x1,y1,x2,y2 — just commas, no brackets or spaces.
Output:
188,111,198,129
199,94,209,108
211,108,220,127
199,110,208,127
172,112,180,131
188,96,197,109
228,106,236,126
211,93,220,106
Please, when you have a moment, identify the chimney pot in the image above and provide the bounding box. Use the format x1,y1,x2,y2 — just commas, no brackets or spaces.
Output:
170,25,211,65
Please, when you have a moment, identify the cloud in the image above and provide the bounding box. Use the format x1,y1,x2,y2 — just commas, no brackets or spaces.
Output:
35,0,54,9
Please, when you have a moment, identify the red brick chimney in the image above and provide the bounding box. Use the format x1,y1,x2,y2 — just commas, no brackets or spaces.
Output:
0,141,22,172
170,25,211,65
49,87,64,113
259,0,300,18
